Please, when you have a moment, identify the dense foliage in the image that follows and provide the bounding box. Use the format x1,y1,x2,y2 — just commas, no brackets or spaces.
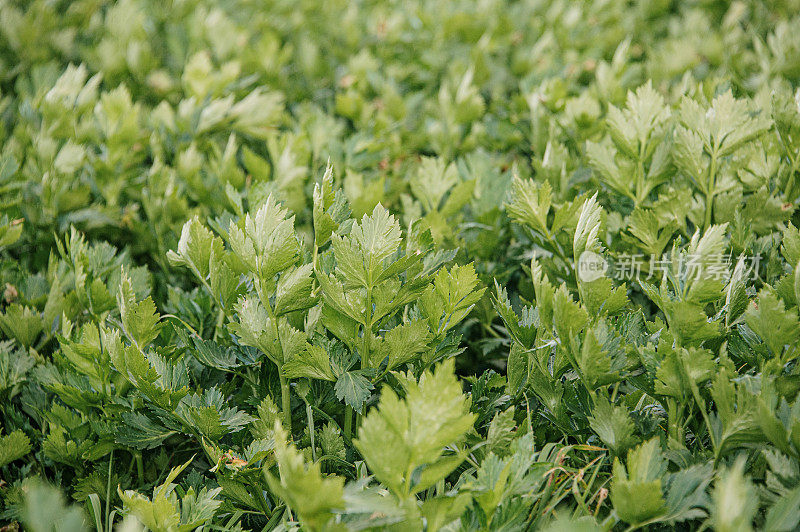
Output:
2,0,800,530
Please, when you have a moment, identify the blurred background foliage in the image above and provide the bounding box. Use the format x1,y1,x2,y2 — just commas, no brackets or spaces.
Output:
3,0,800,530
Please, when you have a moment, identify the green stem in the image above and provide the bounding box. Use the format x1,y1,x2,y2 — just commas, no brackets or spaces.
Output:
703,150,718,230
135,452,144,481
786,156,799,203
306,402,316,461
667,398,678,443
362,285,373,370
775,128,799,201
786,171,797,203
344,405,353,440
279,372,292,435
703,193,714,230
688,379,716,458
355,285,374,432
634,150,646,207
214,308,225,341
105,449,114,532
308,404,353,446
610,382,620,403
311,243,321,297
540,226,571,265
261,282,293,437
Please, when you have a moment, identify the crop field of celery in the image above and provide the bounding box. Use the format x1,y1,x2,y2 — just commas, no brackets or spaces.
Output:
2,1,800,530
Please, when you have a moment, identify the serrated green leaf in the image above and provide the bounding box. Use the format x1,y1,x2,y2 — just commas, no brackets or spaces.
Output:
745,287,800,360
168,217,220,281
0,429,31,467
274,263,317,316
117,271,162,349
712,459,756,532
611,439,667,526
764,485,800,532
355,359,475,497
377,319,431,371
505,177,552,235
334,371,373,413
0,304,43,349
283,343,336,381
420,263,484,335
115,412,176,450
589,396,638,457
265,422,344,532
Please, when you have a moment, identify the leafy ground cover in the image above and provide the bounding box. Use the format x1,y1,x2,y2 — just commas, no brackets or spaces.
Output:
2,0,800,530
